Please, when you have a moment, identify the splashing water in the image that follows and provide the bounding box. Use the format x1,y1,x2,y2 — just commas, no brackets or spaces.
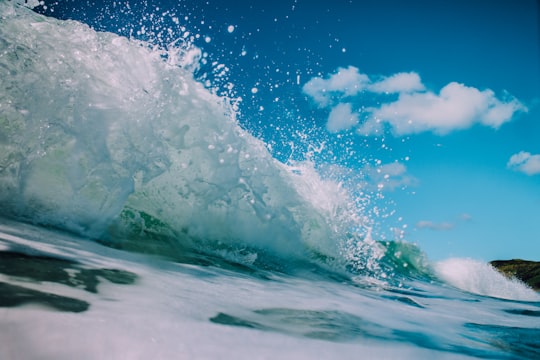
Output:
0,1,383,277
435,258,539,301
1,3,540,360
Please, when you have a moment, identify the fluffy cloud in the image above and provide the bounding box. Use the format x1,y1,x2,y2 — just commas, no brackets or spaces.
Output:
378,162,407,176
303,67,527,136
368,72,425,94
326,103,358,132
302,66,369,107
507,151,540,175
370,82,527,135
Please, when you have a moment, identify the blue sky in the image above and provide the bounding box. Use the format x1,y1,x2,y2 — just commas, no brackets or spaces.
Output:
37,0,540,261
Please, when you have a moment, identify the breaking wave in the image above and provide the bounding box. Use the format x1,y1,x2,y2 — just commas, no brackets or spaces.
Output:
0,2,373,273
1,2,537,301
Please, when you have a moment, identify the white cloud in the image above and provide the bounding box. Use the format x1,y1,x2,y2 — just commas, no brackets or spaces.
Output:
482,95,527,128
507,151,540,175
416,213,473,232
302,67,527,136
368,72,425,94
302,66,369,107
370,82,527,135
416,220,454,231
459,213,473,222
326,103,358,132
362,161,416,191
378,162,407,176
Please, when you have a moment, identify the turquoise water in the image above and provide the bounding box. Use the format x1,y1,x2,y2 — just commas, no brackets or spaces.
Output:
0,2,539,359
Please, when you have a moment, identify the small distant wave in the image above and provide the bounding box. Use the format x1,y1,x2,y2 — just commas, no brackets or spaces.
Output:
434,258,540,301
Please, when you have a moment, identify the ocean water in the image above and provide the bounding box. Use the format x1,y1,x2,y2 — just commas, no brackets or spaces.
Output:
0,2,539,359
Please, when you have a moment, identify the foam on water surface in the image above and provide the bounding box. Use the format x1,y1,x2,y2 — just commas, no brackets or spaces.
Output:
2,220,538,360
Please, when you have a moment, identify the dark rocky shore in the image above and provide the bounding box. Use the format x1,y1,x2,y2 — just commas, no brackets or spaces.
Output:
490,259,540,291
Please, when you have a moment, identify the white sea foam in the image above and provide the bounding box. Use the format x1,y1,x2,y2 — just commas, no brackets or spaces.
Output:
435,258,539,301
0,221,501,360
0,2,365,264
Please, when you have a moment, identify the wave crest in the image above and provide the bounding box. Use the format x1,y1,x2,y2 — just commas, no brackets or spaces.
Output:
0,2,378,275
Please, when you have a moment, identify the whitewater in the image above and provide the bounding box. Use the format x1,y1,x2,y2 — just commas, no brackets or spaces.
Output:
0,2,539,359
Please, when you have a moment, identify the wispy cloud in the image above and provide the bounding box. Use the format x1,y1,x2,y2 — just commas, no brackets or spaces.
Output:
416,220,454,231
362,161,416,192
459,213,473,222
416,213,473,232
319,161,415,192
303,67,527,136
507,151,540,175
